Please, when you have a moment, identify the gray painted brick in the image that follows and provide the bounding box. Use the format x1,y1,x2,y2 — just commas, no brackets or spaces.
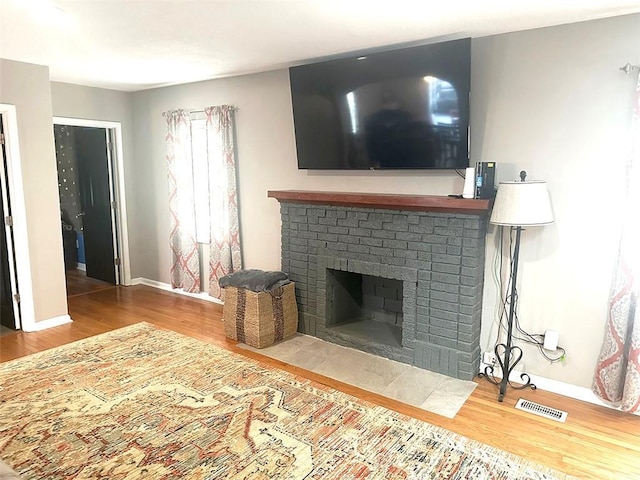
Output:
463,236,482,246
429,307,459,322
458,322,480,335
369,246,388,257
417,297,429,307
361,237,384,247
372,230,397,239
431,282,459,294
428,334,458,348
290,252,308,262
460,284,482,298
463,218,481,229
424,234,448,245
396,232,423,241
383,222,409,232
309,224,328,233
370,212,394,222
432,263,461,275
349,227,372,237
337,218,360,227
383,239,408,249
318,233,338,242
430,326,459,340
348,244,370,254
461,266,482,278
431,245,447,254
407,241,430,252
433,227,462,237
448,236,463,247
290,244,308,254
359,220,383,229
462,255,481,267
431,272,460,285
328,226,349,235
431,290,460,304
386,257,407,267
409,223,434,234
431,299,458,313
394,249,417,260
417,270,431,281
338,234,360,244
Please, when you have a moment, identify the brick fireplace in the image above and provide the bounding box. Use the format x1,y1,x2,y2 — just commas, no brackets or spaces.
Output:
269,191,491,381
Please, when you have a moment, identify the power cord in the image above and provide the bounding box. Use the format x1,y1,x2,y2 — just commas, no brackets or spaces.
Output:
493,226,567,364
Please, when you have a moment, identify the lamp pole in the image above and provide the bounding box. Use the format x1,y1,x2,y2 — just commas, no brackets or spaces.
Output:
481,225,536,401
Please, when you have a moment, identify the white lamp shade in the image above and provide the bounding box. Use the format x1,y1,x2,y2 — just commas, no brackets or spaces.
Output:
490,181,554,226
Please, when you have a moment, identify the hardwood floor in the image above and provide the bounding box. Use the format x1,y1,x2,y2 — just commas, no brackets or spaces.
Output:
65,268,116,297
1,285,638,479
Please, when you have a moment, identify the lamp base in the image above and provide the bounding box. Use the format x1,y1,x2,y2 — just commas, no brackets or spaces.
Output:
479,344,536,402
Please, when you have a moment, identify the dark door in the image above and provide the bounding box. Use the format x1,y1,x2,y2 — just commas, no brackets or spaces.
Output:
0,190,14,328
1,119,17,328
75,127,116,284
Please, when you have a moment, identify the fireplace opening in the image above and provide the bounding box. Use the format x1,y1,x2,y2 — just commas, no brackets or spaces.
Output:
325,269,403,348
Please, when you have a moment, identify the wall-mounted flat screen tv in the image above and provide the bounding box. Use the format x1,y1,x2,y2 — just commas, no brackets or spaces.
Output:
290,38,471,170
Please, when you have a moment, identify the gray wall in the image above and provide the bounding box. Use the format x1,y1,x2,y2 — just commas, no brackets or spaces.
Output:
0,59,67,324
49,82,137,275
473,14,639,386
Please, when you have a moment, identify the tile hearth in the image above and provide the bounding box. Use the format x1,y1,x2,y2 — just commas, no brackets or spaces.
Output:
239,333,477,419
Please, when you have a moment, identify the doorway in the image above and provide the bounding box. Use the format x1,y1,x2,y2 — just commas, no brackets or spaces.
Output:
53,118,131,291
1,114,20,332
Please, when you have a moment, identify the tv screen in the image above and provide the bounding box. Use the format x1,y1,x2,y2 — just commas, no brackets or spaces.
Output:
290,38,471,170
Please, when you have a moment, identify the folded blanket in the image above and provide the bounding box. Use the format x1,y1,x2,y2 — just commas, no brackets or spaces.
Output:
219,269,290,292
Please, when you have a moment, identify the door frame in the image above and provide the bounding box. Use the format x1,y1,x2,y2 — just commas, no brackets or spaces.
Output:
53,117,131,286
0,104,35,330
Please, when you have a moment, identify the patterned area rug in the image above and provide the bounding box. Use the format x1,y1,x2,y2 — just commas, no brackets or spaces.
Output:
0,323,574,479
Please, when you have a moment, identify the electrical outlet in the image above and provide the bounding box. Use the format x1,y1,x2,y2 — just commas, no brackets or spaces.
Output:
483,351,496,365
543,330,560,351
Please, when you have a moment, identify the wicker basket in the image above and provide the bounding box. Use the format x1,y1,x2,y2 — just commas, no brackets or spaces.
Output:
222,282,298,348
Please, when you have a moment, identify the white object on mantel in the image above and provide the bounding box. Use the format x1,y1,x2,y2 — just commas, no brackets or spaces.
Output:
462,167,475,199
490,181,554,226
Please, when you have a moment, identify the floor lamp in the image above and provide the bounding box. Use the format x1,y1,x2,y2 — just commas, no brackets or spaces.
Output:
480,173,554,402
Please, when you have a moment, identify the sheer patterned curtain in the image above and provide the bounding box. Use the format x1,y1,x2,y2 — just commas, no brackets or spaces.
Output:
205,105,242,299
164,109,200,293
593,73,640,413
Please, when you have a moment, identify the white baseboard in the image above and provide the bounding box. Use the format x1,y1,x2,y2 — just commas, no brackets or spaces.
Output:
130,277,223,305
22,314,73,332
76,263,86,272
479,361,611,409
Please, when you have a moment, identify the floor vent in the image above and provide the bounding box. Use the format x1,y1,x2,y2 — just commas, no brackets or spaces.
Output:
515,398,568,423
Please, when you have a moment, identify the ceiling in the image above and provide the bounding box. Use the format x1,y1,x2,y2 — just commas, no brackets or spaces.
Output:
1,0,639,92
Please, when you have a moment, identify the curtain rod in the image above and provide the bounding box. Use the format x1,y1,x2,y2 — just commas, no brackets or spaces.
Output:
620,63,640,74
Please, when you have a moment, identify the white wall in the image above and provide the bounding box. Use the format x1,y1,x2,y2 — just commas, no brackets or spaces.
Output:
0,59,67,324
129,13,639,389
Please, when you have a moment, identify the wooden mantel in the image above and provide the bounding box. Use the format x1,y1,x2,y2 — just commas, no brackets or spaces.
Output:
268,190,491,215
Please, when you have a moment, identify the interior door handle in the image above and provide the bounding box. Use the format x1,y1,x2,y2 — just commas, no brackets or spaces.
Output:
76,212,85,217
